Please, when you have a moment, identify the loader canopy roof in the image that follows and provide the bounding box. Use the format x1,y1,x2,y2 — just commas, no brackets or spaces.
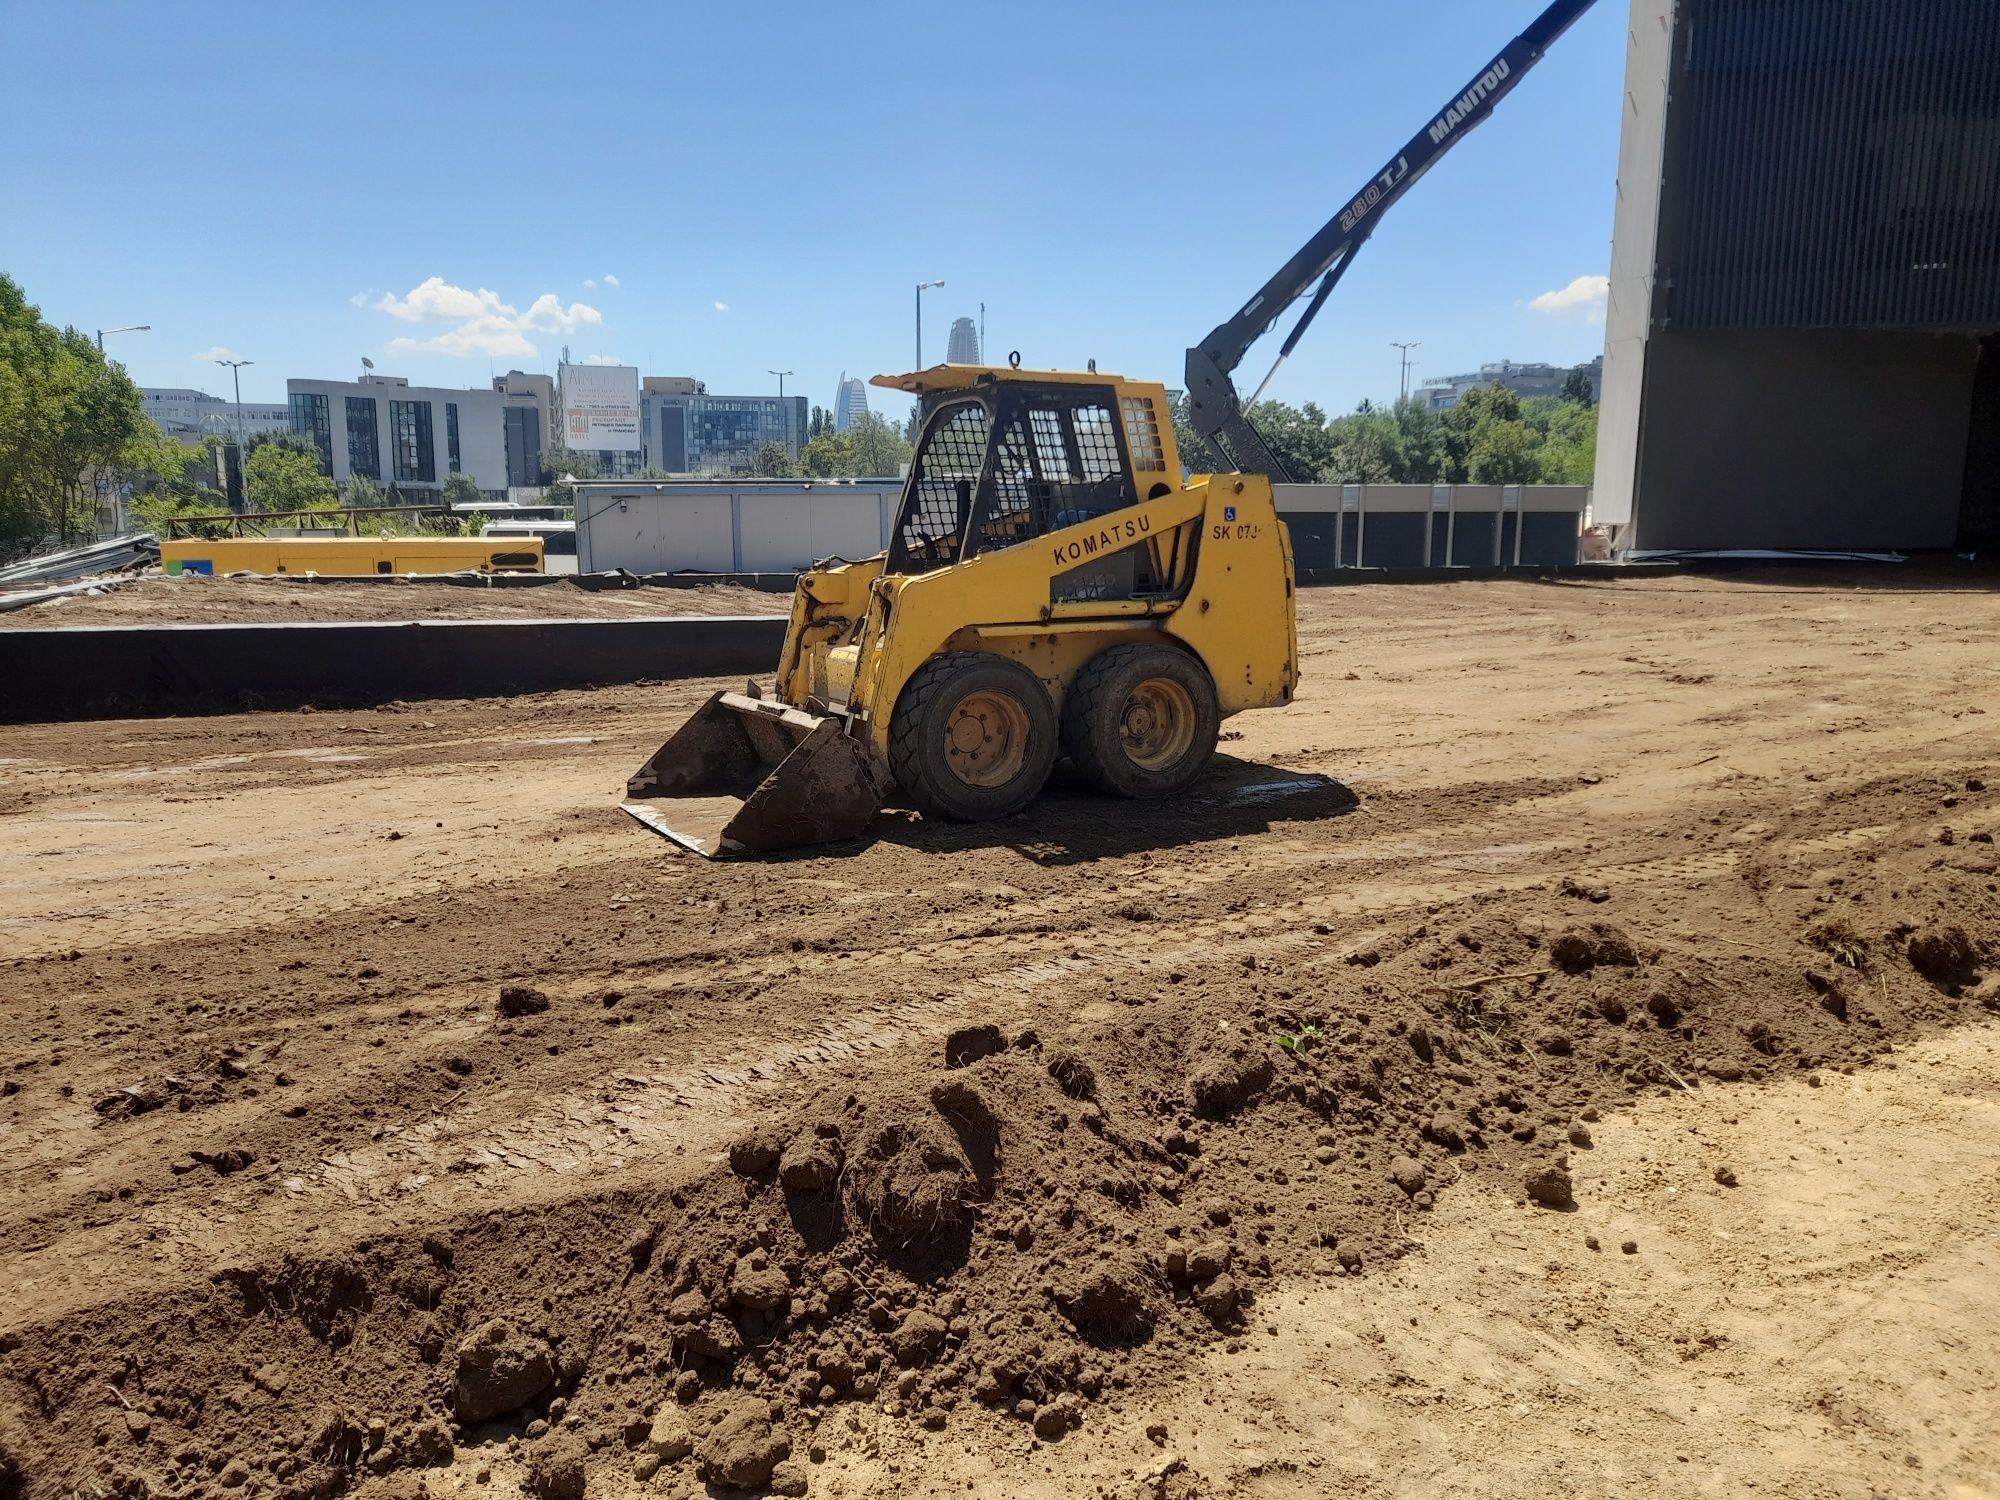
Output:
872,364,1133,398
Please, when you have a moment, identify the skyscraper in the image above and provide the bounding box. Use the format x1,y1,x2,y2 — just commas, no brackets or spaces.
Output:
945,317,980,365
833,373,869,433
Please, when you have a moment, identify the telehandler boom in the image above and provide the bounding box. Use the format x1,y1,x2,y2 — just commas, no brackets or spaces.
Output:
623,0,1596,856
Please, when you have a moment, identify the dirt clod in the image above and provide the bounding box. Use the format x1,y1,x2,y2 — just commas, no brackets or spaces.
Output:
646,1406,693,1460
1549,924,1639,972
778,1129,842,1193
1907,926,1978,986
454,1319,557,1425
695,1398,790,1490
1714,1165,1739,1188
1054,1255,1156,1338
497,985,550,1017
730,1128,783,1176
889,1309,948,1364
1524,1163,1575,1208
1187,1039,1273,1118
524,1436,587,1500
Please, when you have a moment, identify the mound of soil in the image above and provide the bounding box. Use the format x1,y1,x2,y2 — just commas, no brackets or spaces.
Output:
6,765,1997,1499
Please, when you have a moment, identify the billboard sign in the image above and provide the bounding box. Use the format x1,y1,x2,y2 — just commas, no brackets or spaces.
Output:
560,363,641,452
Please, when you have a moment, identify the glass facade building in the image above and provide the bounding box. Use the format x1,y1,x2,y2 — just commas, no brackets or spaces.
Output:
647,393,807,474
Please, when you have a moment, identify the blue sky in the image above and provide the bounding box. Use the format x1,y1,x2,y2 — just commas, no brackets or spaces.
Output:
1,1,1625,427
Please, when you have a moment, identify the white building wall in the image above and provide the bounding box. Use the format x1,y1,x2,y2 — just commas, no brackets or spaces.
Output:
286,377,509,493
1591,0,1676,528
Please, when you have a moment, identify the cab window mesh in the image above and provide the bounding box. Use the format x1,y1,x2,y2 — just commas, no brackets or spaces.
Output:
1074,405,1121,481
894,402,989,571
888,384,1141,574
1121,395,1165,470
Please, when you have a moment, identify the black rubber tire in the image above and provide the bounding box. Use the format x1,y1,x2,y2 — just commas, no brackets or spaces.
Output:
889,651,1058,821
1061,643,1221,799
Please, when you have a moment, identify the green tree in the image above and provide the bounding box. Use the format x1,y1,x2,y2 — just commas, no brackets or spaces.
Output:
538,448,600,483
845,411,913,477
441,472,483,508
809,405,835,440
798,432,853,478
123,429,228,536
1391,397,1443,482
1324,404,1403,483
244,442,336,512
1465,419,1541,483
0,273,148,547
341,474,385,509
1560,367,1596,408
632,466,674,481
1241,399,1337,482
747,441,795,478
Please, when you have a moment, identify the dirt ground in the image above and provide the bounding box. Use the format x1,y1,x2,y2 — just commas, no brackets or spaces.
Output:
0,574,783,627
2,572,1998,1500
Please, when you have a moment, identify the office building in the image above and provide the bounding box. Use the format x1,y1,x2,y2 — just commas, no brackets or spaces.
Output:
1596,0,1999,552
1417,357,1601,411
945,316,981,365
644,392,808,474
285,375,508,494
832,373,869,433
141,387,290,444
493,371,554,489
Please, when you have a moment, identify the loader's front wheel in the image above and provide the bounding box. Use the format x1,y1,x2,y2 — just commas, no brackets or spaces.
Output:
1062,644,1220,799
890,652,1057,821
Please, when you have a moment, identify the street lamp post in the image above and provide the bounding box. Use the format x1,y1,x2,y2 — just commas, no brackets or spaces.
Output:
94,325,150,536
214,358,254,442
95,323,150,353
768,369,796,451
1391,341,1422,404
915,280,944,369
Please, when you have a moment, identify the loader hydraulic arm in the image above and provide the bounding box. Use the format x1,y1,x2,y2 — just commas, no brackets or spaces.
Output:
1183,0,1599,477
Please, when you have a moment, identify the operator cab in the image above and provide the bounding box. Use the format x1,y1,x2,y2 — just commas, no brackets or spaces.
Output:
872,365,1182,586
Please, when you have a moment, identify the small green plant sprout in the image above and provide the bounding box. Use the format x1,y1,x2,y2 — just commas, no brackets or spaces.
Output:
1275,1023,1322,1054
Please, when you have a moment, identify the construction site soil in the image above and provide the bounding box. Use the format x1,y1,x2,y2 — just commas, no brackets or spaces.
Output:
0,576,782,628
2,572,1997,1500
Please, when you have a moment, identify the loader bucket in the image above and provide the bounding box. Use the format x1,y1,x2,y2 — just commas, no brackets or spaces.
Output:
621,691,886,857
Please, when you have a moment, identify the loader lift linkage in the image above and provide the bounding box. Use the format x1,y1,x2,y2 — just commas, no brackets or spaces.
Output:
622,0,1597,856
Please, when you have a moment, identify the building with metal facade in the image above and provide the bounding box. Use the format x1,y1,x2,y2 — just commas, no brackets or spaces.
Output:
1596,0,1999,552
1417,357,1602,411
642,392,808,475
141,388,291,444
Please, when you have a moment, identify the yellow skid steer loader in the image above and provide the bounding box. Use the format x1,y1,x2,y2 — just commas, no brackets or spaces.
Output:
624,364,1298,856
622,0,1592,856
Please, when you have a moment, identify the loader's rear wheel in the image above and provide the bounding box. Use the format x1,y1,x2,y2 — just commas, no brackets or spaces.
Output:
1062,644,1220,799
890,652,1057,821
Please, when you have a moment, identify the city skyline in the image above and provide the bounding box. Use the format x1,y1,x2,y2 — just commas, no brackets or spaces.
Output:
2,2,1626,426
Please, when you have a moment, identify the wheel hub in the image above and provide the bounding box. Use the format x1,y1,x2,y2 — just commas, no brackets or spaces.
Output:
1120,678,1198,771
943,690,1032,788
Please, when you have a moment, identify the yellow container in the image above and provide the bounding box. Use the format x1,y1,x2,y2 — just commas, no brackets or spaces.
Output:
161,536,543,577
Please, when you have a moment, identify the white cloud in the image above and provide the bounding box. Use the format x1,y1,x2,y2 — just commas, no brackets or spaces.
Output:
1528,274,1610,323
582,278,597,290
192,345,245,363
603,273,620,288
713,301,730,313
582,354,623,366
364,276,603,359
